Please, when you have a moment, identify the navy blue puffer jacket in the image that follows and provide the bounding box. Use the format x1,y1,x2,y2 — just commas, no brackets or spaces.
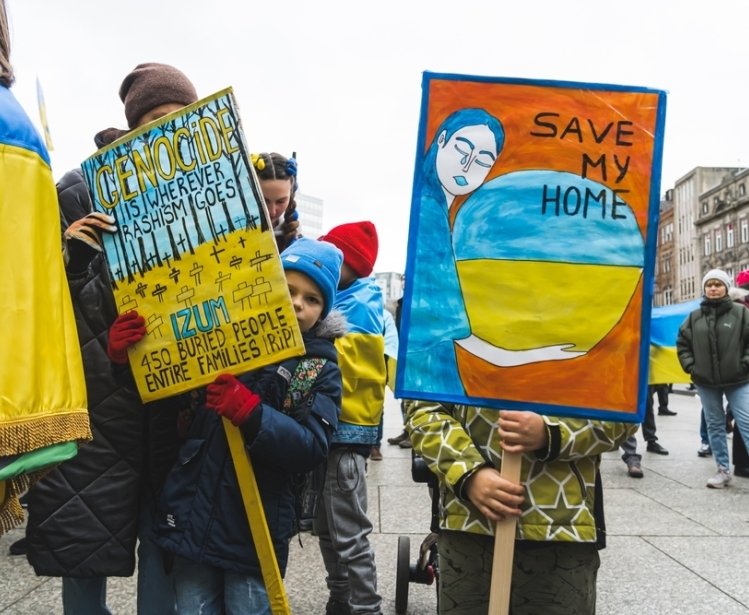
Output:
153,312,345,576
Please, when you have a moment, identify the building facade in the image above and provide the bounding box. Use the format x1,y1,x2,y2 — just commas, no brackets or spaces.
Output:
694,167,749,284
653,191,675,306
670,167,742,302
374,271,404,308
295,192,324,239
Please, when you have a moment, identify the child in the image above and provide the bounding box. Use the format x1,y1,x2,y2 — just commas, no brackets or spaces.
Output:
251,152,301,252
406,401,635,614
316,221,387,615
153,237,346,613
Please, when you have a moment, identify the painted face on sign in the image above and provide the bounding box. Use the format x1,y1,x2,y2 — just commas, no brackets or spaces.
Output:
435,124,498,199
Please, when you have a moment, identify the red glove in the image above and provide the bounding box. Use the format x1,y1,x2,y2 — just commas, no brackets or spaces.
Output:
107,311,146,364
206,374,261,426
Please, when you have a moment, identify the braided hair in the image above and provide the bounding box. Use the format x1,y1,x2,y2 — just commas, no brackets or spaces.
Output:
0,0,14,87
252,152,300,251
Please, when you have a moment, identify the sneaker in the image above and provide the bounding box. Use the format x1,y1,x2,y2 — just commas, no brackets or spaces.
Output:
697,443,712,457
387,431,409,445
626,460,644,478
706,469,732,489
370,446,383,461
658,408,677,416
325,599,351,615
398,437,412,449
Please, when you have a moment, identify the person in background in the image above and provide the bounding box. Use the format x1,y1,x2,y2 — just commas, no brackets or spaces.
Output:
0,0,88,537
728,279,749,478
677,268,749,489
697,408,712,457
24,62,198,615
316,221,386,615
251,151,301,252
653,383,676,416
153,238,345,614
620,384,670,478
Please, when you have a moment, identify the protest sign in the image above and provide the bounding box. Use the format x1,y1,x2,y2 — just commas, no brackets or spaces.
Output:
82,88,304,402
396,72,667,423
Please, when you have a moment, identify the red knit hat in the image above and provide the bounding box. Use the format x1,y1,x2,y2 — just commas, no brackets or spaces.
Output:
319,221,378,278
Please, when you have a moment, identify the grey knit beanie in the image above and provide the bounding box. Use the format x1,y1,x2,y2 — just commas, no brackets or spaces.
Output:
702,268,732,293
119,62,197,128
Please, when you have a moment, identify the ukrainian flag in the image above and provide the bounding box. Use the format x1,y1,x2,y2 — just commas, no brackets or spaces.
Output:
0,85,88,533
333,277,386,443
649,299,701,385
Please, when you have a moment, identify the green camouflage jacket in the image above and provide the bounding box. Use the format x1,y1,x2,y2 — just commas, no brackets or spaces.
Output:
405,401,637,542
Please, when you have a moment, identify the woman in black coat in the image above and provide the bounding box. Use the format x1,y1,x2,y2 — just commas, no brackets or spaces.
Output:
677,268,749,489
25,169,186,615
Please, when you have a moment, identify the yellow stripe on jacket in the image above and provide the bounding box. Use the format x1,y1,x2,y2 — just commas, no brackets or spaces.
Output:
335,332,386,427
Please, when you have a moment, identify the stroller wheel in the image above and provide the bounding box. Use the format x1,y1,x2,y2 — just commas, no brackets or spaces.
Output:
395,535,411,614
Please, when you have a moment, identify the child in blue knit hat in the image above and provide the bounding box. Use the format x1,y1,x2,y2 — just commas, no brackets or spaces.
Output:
153,237,346,613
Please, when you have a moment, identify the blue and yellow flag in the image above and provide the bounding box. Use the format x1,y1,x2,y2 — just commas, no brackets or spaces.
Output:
0,85,88,533
333,277,386,442
649,299,700,385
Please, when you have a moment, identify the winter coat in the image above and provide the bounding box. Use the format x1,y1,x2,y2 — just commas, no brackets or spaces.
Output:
405,400,636,542
676,296,749,388
153,312,345,576
26,169,184,577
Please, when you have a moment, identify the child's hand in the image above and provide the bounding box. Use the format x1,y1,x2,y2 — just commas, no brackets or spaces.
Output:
496,410,548,453
464,467,524,522
107,311,146,364
206,374,261,426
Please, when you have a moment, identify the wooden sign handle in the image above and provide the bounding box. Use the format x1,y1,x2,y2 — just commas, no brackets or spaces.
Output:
224,418,290,615
487,450,522,614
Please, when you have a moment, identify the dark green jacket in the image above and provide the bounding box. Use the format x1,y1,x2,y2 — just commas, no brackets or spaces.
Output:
677,297,749,387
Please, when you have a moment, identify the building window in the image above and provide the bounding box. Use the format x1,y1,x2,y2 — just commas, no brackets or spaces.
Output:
741,183,746,197
728,225,735,248
715,230,723,252
702,202,709,214
742,219,749,244
704,235,711,256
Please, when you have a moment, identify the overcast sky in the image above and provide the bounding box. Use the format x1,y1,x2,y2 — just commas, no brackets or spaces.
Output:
6,0,749,273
